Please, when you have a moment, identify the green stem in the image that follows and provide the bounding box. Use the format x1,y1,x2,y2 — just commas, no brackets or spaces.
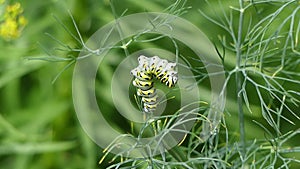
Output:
236,70,246,155
236,0,246,160
152,120,191,169
167,145,188,168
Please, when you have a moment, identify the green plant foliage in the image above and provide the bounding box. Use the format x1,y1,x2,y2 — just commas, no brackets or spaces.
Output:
0,0,299,169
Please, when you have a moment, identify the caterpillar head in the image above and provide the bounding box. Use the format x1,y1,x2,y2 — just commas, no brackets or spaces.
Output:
165,71,178,88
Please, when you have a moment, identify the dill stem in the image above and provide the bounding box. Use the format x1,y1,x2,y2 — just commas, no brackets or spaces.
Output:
236,70,246,156
110,0,130,57
236,0,246,161
167,145,189,169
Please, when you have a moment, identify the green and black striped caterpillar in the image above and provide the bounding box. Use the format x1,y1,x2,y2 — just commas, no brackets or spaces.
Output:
130,55,178,113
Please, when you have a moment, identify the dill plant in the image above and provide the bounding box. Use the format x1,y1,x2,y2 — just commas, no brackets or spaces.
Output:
197,0,300,168
33,0,300,168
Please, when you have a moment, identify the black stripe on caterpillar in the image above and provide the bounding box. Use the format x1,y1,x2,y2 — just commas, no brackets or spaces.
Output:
130,55,178,113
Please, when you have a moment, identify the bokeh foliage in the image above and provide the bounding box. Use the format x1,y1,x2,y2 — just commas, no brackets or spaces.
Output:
0,0,299,168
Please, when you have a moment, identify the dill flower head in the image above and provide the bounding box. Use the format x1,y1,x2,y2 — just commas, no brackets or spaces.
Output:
0,1,27,40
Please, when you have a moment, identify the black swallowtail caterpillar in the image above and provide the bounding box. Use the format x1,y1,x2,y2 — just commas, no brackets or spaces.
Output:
130,55,178,113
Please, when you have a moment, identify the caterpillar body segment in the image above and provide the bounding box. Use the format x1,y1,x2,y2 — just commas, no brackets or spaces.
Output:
157,62,177,79
138,55,149,72
148,56,160,73
133,78,153,90
137,86,158,113
143,103,157,113
142,95,158,104
137,87,156,97
130,67,152,81
154,59,168,76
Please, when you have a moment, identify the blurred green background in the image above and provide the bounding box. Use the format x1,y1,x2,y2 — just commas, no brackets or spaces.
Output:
0,0,299,168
